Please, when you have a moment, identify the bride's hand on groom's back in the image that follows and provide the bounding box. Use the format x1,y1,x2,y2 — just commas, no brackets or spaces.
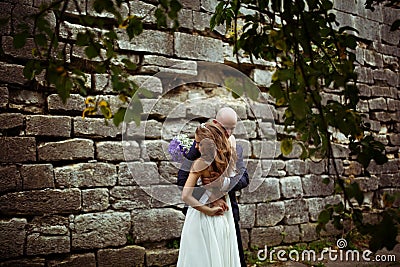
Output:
205,206,224,216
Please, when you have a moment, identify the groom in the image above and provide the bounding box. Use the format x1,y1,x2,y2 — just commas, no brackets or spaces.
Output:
177,107,249,267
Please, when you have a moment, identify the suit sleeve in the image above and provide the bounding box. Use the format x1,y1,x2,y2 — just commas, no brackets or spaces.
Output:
229,144,249,192
177,141,201,188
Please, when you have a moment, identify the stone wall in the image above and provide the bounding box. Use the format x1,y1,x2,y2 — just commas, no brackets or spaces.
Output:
0,0,399,266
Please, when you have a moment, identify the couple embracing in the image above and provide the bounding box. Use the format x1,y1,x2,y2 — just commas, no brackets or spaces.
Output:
176,107,249,267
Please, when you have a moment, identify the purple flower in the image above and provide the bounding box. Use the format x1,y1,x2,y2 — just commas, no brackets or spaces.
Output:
168,134,191,163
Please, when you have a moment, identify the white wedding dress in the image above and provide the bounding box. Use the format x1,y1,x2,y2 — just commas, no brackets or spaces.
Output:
177,194,241,267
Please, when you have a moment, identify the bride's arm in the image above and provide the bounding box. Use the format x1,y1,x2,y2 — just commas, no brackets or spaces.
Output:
182,161,223,216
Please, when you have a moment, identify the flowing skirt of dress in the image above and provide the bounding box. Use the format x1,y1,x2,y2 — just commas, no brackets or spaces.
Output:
177,195,241,267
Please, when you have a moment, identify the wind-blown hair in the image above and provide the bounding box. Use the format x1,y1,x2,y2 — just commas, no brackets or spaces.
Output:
195,122,237,177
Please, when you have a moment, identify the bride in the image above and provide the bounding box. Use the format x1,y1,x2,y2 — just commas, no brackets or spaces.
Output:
177,122,241,267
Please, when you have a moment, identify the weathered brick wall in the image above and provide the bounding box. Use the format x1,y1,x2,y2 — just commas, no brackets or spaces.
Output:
0,0,399,266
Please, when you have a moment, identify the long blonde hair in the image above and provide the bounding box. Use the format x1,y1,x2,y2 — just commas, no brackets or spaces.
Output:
195,122,237,177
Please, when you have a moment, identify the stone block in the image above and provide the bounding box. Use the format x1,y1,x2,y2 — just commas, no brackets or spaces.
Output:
367,159,399,174
26,115,71,137
54,163,117,188
159,161,179,184
38,138,94,162
256,201,285,227
193,11,213,31
118,161,160,186
201,0,218,12
250,69,274,87
300,223,319,242
0,137,36,163
149,184,182,207
344,161,363,176
368,97,387,111
2,36,35,59
355,66,374,84
373,69,399,87
241,229,249,250
0,258,45,266
0,218,26,259
370,86,397,98
97,246,145,267
263,159,285,177
74,117,121,138
125,120,162,139
121,141,141,162
0,165,21,193
0,86,8,108
142,140,170,161
174,32,224,62
131,75,163,95
252,140,281,158
110,186,151,210
237,139,251,159
8,89,45,113
302,175,334,197
118,30,173,55
354,176,379,192
257,122,276,139
21,164,54,190
0,113,24,130
251,226,284,247
82,188,109,212
381,23,400,46
364,49,384,68
240,177,280,203
0,189,81,215
306,159,326,175
132,208,184,243
95,141,124,162
247,102,276,121
239,204,256,228
379,173,400,187
286,159,307,176
356,99,369,113
72,212,130,249
27,234,70,255
0,63,26,85
0,2,12,35
47,253,96,267
186,99,217,118
47,94,85,112
306,197,326,222
332,144,350,158
235,120,256,138
141,98,186,119
283,225,300,244
388,99,400,112
284,199,309,225
146,248,179,267
159,119,198,140
389,134,400,146
280,176,303,199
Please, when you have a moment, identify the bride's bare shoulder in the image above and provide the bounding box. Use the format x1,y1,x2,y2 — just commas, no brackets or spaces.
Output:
191,158,210,173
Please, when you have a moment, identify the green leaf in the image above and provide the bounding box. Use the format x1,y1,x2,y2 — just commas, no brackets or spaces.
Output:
289,93,307,120
390,19,400,31
13,30,29,49
127,16,143,40
76,32,91,46
113,107,126,127
281,139,293,155
85,44,99,59
125,97,143,126
318,209,331,224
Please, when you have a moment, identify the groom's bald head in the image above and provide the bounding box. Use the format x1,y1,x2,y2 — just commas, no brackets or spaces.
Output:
213,107,237,136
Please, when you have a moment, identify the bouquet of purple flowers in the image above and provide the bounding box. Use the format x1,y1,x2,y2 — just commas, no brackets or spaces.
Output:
168,134,192,163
